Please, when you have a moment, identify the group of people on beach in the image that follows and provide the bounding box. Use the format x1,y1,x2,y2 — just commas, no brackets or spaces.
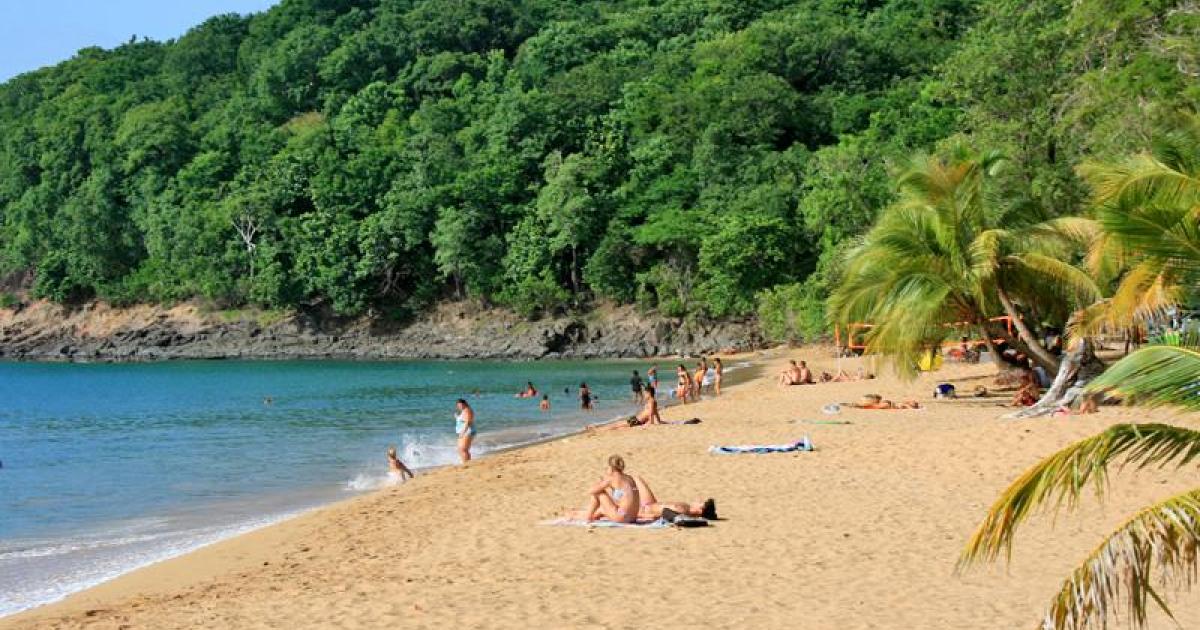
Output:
672,357,723,403
385,358,728,476
516,380,594,412
567,454,717,524
778,360,873,386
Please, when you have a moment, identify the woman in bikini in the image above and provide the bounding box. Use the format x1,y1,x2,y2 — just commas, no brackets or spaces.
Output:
676,364,691,403
580,455,640,523
693,359,708,398
633,475,717,521
454,398,476,464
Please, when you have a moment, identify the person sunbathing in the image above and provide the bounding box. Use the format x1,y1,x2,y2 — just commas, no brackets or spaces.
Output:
587,387,664,432
633,476,717,521
829,368,864,382
571,455,640,523
847,394,920,409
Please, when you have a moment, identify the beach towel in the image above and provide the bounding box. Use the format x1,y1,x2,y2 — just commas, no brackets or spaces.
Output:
709,436,813,455
795,419,852,425
539,517,669,528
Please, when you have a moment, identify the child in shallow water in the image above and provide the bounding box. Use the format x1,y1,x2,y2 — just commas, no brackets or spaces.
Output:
386,446,414,481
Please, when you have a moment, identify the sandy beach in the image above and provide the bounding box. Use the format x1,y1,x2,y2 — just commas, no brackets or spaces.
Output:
6,350,1200,629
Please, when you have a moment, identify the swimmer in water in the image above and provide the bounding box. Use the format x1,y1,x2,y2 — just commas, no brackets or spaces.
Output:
540,394,550,412
387,446,414,480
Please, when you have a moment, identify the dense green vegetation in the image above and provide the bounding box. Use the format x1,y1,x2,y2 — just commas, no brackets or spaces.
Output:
0,0,1195,337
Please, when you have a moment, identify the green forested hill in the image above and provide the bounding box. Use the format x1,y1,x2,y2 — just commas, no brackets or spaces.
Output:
0,0,1195,337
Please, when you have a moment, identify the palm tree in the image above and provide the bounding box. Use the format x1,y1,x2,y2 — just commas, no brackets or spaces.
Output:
1071,110,1200,340
829,146,1096,374
960,113,1200,629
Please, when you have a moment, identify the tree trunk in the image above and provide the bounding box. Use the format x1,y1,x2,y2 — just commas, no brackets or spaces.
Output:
979,323,1004,369
1004,337,1104,419
996,286,1061,373
570,245,579,297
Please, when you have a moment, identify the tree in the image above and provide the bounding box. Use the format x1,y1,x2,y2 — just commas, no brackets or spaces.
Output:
960,114,1200,630
829,147,1096,374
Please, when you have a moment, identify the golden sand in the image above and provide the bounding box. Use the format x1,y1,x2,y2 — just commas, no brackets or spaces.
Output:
6,350,1200,629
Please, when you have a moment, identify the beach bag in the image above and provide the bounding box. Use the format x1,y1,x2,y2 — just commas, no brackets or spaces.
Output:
933,383,956,399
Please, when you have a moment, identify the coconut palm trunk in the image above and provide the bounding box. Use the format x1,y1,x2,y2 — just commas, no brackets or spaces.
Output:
996,286,1061,373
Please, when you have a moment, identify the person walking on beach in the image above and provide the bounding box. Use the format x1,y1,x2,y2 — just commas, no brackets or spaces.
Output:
713,358,724,396
630,370,644,403
579,382,594,411
454,399,476,464
387,446,415,481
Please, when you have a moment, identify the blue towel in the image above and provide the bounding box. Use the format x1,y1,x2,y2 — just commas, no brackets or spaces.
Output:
709,436,813,454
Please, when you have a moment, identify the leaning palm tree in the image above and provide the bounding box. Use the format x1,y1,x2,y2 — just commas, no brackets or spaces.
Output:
829,146,1097,375
961,113,1200,629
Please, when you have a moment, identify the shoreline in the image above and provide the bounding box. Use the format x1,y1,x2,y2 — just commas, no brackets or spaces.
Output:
7,350,1200,629
1,355,762,621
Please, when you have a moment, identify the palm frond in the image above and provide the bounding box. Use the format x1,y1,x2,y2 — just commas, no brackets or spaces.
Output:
1006,252,1102,307
960,424,1200,566
1080,154,1200,213
1087,345,1200,411
1041,488,1200,630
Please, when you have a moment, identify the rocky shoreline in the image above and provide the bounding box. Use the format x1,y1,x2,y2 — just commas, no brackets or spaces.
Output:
0,301,764,361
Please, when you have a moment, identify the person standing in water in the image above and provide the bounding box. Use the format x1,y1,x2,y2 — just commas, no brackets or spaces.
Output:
693,359,708,398
454,399,476,464
675,365,691,404
713,357,724,396
629,370,644,403
386,446,415,481
579,382,594,411
540,394,550,412
647,366,659,393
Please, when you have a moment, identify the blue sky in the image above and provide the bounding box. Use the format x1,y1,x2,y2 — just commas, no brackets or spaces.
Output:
0,1,281,82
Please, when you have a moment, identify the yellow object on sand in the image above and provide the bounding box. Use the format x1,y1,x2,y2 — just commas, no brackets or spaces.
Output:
917,349,943,372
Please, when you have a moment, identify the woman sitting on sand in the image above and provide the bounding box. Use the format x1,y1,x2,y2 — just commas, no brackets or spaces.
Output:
777,360,803,386
587,386,663,432
387,446,415,481
576,455,640,523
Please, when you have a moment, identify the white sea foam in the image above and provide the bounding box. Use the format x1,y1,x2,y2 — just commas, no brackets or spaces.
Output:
0,510,311,618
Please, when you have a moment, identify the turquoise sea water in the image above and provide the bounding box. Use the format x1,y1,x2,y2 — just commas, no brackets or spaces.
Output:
0,359,653,616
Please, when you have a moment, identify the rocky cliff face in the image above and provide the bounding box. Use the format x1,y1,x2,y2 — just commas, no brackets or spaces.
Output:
0,301,763,361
